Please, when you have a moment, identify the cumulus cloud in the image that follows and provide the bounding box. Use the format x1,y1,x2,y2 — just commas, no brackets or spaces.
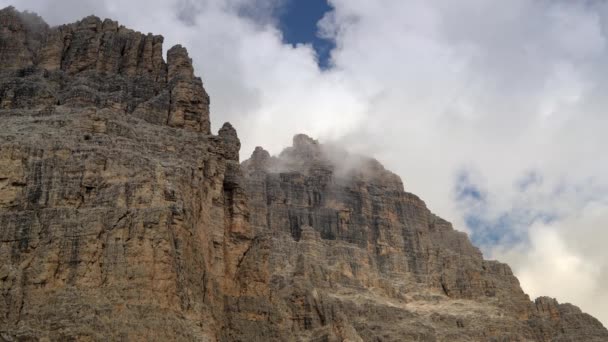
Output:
4,0,608,326
491,203,608,325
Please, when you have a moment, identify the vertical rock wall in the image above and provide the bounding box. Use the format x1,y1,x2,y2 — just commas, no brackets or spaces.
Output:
0,6,254,341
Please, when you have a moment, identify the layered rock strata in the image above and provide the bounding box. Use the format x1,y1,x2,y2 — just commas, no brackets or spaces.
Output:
0,7,245,340
0,7,210,133
1,7,607,342
239,136,608,341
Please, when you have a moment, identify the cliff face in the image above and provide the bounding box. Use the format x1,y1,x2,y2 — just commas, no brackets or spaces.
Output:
0,7,607,342
238,136,608,341
0,7,209,132
0,7,252,341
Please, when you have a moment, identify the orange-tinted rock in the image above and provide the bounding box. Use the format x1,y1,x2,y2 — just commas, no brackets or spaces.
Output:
0,6,210,133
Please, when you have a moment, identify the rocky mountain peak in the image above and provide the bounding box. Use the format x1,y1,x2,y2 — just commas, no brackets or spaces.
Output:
218,122,240,161
0,6,48,70
247,146,271,171
292,133,319,151
0,6,210,133
243,134,405,193
167,44,195,80
275,133,323,168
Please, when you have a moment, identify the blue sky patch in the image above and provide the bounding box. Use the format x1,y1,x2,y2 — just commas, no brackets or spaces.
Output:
277,0,335,69
516,170,543,191
455,171,485,202
453,169,558,251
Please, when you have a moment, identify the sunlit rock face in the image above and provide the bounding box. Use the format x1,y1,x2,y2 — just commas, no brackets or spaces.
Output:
1,6,607,341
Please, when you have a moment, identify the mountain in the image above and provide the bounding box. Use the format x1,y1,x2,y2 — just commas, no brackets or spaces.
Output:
0,6,606,341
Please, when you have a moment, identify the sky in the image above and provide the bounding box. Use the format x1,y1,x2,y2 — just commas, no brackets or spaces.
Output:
277,0,334,68
4,0,608,327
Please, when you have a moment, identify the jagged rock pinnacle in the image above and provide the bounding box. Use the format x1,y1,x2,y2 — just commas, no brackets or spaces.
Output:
0,6,210,134
167,44,194,80
218,122,240,161
292,133,317,148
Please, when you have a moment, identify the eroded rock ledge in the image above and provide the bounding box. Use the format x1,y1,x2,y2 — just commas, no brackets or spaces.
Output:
1,6,607,342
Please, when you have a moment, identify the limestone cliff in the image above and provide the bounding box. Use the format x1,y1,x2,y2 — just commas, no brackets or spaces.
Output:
0,7,248,340
0,7,607,342
239,136,608,341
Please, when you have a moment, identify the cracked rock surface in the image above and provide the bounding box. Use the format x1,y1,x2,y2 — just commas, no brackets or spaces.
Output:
1,6,607,342
239,137,608,341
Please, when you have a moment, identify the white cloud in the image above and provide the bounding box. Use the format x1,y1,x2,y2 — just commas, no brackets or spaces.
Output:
492,202,608,325
4,0,608,327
